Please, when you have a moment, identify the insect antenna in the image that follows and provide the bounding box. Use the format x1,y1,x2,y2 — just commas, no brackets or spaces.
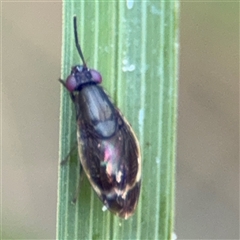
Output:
73,16,87,67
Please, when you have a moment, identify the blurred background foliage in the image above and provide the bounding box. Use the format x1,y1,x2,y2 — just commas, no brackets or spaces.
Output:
2,2,238,239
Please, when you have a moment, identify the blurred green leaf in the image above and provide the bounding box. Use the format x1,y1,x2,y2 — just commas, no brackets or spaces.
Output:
57,1,179,239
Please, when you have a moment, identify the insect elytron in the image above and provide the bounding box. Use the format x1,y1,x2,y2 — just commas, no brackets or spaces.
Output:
59,16,141,219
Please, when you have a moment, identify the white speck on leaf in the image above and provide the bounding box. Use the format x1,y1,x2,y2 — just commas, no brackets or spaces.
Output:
156,157,160,164
102,205,108,212
126,0,134,9
122,58,136,72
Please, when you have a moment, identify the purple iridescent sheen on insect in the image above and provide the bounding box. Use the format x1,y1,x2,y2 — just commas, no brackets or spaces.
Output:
59,16,141,219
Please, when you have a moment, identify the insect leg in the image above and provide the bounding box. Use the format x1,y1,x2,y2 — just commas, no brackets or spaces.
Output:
72,164,84,204
60,142,78,165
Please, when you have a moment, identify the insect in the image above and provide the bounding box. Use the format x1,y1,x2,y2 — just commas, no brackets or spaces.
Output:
59,16,141,219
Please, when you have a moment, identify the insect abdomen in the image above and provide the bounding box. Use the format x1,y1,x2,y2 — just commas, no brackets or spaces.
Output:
76,84,141,219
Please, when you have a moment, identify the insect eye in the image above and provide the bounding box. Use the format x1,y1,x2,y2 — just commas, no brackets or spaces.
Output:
65,75,77,92
90,69,102,83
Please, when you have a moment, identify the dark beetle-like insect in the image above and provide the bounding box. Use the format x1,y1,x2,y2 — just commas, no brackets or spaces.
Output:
59,16,141,219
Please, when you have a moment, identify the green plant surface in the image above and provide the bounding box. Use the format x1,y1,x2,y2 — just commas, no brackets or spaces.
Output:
57,1,179,239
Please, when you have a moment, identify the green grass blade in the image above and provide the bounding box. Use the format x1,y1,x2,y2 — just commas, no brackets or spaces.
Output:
57,1,179,239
